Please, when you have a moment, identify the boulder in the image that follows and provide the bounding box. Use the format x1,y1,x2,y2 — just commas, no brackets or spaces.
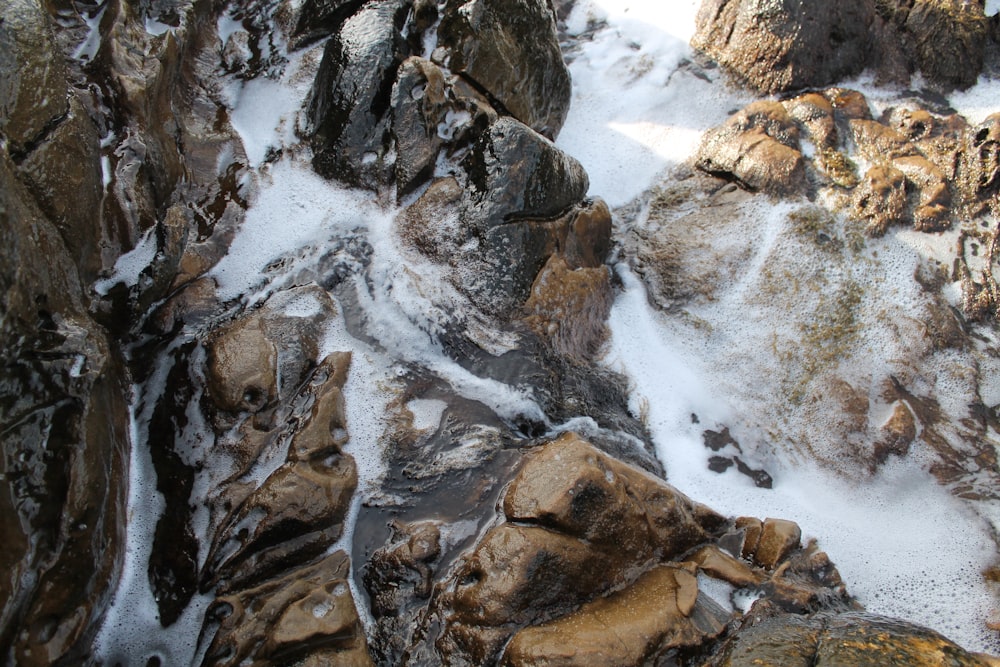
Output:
307,0,411,186
696,101,806,195
692,0,876,94
0,150,128,665
710,611,994,666
501,565,727,667
852,165,908,236
437,0,571,139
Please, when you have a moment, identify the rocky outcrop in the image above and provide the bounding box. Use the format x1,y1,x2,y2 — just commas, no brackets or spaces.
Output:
436,0,571,139
364,433,864,665
693,0,992,93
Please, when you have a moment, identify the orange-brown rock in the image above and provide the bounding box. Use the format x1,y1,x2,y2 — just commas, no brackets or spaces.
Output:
710,611,993,666
503,432,727,560
753,518,802,570
200,551,373,667
853,165,908,235
501,565,725,667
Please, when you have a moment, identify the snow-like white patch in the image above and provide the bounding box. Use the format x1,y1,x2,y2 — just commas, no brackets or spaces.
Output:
406,398,449,432
93,227,158,296
557,0,752,206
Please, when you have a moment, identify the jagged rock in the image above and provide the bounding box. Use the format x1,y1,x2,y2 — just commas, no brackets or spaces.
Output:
462,117,589,233
200,550,373,667
853,165,908,235
850,119,917,163
501,564,727,667
0,151,128,665
290,0,367,49
710,611,993,666
503,433,727,558
390,56,497,197
692,0,876,94
307,0,411,186
523,254,612,358
436,0,571,139
696,101,806,195
876,0,989,90
693,0,989,92
752,518,802,570
964,113,1000,216
892,155,953,231
15,96,105,283
203,454,358,593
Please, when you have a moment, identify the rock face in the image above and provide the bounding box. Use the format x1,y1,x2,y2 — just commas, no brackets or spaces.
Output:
693,0,991,92
436,0,572,139
692,0,877,94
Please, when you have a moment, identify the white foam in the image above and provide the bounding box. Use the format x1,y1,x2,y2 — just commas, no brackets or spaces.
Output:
555,0,752,207
406,398,449,432
93,226,158,296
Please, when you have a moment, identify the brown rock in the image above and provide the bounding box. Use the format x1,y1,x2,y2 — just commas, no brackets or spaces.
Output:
200,551,373,667
688,545,765,588
850,119,916,163
503,432,727,560
696,102,805,195
853,165,908,236
523,254,612,358
711,611,994,666
501,565,725,667
207,316,280,414
734,516,763,560
892,155,953,231
753,518,802,570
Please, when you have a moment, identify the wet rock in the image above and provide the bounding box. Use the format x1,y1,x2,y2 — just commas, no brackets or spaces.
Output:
436,0,571,139
290,0,367,49
462,117,589,233
752,518,802,570
15,96,105,284
850,118,917,163
207,317,280,414
877,0,989,90
892,154,953,231
307,0,411,187
200,550,373,666
696,101,806,195
963,113,1000,216
692,0,876,94
693,0,988,92
853,165,908,236
0,0,69,156
710,611,993,666
203,454,358,593
390,56,497,197
874,400,918,464
501,564,727,667
503,433,727,558
523,254,612,358
0,151,128,664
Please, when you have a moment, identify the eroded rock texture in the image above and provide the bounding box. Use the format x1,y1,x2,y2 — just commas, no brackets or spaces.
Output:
693,0,992,93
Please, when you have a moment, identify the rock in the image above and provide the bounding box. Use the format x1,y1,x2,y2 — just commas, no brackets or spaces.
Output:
390,56,497,197
693,0,989,92
853,165,908,236
880,0,989,90
290,0,367,49
963,113,1000,216
503,433,727,559
501,565,727,667
206,316,280,414
696,101,806,195
200,550,373,666
0,0,69,155
692,0,876,94
462,117,589,233
710,611,993,666
203,455,358,593
753,518,802,570
849,119,916,163
436,0,571,139
874,401,918,464
892,155,952,231
15,96,105,284
307,0,411,186
0,150,128,665
523,254,612,358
